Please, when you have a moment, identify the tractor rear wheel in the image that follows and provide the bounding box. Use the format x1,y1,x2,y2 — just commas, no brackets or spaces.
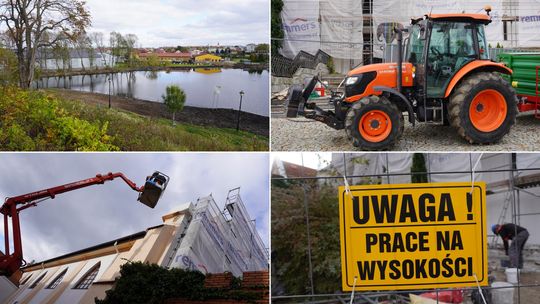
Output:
448,72,517,144
345,95,404,150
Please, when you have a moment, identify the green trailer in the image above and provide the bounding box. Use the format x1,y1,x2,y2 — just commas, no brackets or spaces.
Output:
497,52,540,117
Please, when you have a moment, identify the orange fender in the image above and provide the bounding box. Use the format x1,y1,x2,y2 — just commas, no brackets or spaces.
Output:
444,61,512,98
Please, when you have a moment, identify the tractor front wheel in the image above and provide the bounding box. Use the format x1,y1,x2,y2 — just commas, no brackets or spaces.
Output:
345,96,404,150
448,72,517,144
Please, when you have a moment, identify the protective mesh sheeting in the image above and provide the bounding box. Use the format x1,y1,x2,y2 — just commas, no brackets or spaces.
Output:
381,153,414,184
281,0,363,60
373,0,505,58
325,153,413,185
168,194,267,277
426,153,482,183
319,0,363,59
323,153,484,185
517,0,540,47
517,153,540,172
224,189,268,272
281,0,321,58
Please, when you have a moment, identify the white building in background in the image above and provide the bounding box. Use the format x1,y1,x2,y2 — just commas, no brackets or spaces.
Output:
280,0,540,73
245,44,258,53
3,189,268,304
319,153,540,245
35,49,116,71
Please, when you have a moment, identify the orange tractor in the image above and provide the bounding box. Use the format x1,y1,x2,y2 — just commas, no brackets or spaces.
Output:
286,9,517,150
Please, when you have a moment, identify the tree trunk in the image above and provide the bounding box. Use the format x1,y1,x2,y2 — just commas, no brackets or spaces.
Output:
17,52,27,88
172,111,176,126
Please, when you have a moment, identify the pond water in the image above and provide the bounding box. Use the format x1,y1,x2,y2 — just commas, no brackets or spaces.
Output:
34,68,269,116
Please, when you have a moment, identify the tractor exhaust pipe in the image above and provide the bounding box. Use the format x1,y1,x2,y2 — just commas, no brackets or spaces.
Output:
395,27,403,93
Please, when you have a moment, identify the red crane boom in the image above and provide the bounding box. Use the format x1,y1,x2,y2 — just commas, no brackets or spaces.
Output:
0,171,169,281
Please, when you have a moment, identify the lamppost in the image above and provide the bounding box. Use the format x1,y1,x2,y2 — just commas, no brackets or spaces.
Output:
108,73,112,109
236,90,244,131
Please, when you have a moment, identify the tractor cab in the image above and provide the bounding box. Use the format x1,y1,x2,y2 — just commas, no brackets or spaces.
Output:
406,14,491,99
138,171,170,208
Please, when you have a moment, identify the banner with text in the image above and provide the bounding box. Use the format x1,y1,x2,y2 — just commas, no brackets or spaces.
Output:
281,0,321,58
339,182,487,291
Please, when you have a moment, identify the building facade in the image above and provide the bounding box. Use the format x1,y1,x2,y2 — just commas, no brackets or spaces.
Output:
195,54,223,63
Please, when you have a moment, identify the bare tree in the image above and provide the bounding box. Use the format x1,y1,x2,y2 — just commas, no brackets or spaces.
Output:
109,31,123,66
0,0,91,88
89,32,106,66
124,33,137,66
72,33,91,71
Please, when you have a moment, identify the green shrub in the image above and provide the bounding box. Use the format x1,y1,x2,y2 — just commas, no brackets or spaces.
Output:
0,87,118,151
96,262,265,304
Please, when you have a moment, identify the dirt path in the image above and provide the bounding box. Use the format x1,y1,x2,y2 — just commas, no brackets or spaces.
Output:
48,89,269,137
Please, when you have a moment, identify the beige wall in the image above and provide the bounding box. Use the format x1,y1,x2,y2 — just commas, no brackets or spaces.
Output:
4,210,188,304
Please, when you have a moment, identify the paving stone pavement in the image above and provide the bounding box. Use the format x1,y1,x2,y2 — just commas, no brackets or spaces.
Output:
271,112,540,151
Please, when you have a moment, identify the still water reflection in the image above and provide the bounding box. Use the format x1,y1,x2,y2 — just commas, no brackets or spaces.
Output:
35,68,269,116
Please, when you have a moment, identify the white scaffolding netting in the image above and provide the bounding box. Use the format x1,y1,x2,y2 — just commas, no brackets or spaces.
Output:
319,0,363,59
280,0,539,62
281,0,321,58
325,153,482,184
167,191,268,277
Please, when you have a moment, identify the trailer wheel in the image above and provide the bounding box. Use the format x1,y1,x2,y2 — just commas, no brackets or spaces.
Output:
345,95,404,150
448,72,517,144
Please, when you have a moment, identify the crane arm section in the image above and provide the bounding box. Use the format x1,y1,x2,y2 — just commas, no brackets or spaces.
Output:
0,172,148,278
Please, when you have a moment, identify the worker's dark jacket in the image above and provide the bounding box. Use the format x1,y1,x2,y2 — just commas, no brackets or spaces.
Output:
497,224,528,253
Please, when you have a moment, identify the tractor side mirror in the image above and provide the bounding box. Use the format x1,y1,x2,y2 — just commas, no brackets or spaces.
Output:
138,171,169,208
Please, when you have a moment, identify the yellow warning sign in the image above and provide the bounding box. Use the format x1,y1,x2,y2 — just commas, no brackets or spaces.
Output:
339,182,487,291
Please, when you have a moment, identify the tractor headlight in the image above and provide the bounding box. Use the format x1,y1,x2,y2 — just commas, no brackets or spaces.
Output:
345,76,359,86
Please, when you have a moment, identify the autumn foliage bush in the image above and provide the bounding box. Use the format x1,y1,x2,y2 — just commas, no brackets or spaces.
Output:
0,86,118,151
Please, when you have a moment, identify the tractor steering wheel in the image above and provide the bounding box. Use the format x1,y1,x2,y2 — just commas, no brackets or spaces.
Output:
430,46,443,59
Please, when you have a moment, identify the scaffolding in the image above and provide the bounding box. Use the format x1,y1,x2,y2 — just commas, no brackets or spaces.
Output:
166,189,268,277
273,0,540,75
271,153,540,304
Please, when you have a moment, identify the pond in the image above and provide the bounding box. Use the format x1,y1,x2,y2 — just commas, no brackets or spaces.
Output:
34,68,269,117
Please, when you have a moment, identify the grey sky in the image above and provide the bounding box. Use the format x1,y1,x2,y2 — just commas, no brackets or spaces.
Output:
86,0,269,47
272,152,332,170
0,153,269,263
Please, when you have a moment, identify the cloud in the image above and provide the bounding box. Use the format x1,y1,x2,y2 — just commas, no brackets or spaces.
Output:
0,153,269,262
85,0,269,46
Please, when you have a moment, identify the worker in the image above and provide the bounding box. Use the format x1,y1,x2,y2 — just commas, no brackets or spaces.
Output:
492,223,529,268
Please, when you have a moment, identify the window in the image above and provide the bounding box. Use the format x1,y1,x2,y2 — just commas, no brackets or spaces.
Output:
476,24,490,60
46,268,68,289
28,272,47,289
406,21,427,65
426,21,476,97
20,274,33,285
73,263,100,289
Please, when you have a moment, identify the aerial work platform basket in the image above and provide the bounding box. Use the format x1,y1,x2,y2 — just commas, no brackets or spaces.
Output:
139,171,170,208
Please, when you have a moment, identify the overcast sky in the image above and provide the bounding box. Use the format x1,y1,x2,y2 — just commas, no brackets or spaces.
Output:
272,152,332,170
85,0,269,47
0,153,269,263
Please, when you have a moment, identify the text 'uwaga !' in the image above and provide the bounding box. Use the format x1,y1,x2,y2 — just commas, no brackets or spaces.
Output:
339,183,487,291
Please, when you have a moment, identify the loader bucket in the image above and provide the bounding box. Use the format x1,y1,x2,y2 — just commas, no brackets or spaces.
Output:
138,171,169,208
285,76,318,118
285,85,304,117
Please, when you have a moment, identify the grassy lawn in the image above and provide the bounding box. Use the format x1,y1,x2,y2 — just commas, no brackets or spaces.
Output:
0,86,268,151
62,100,268,151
